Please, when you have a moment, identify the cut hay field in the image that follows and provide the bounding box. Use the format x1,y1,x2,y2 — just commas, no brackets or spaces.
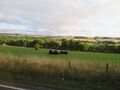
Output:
0,46,120,62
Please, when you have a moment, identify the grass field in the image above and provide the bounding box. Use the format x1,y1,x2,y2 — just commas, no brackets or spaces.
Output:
0,46,120,90
0,46,120,62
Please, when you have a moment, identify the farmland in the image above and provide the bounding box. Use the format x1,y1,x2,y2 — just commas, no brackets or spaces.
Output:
0,46,120,62
0,39,120,89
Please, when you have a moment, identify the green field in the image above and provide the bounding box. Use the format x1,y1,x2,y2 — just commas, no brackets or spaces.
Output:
0,46,120,62
0,46,120,90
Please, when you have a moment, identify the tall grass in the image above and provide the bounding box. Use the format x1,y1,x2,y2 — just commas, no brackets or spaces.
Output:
0,53,120,81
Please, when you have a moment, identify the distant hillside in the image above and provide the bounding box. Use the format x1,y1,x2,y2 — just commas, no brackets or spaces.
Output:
74,36,120,40
0,33,120,40
0,33,21,36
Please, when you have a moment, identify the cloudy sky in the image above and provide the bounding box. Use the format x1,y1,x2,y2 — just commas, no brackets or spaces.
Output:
0,0,120,37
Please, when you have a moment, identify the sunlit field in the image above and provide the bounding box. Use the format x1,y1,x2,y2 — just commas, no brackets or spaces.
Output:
0,46,120,62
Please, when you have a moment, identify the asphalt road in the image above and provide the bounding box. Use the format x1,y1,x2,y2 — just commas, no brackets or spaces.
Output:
0,84,26,90
0,87,15,90
0,82,57,90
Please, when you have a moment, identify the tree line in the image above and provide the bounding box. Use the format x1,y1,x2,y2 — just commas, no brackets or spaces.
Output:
0,38,120,54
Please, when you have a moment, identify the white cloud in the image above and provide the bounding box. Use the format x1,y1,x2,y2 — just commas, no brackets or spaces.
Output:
0,0,120,37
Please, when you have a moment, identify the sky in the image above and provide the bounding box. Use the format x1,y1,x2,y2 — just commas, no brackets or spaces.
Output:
0,0,120,37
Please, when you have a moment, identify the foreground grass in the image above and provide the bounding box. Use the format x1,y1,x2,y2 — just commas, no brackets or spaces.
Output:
0,46,120,89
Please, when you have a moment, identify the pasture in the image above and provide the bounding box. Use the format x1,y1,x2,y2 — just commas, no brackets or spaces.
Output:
0,46,120,89
0,46,120,62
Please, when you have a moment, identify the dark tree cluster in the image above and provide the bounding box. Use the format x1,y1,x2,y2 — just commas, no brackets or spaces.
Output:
0,37,120,54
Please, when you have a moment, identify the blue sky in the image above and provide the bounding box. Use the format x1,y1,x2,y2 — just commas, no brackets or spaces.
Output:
0,0,120,37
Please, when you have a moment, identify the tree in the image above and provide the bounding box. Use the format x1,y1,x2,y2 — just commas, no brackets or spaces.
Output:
34,43,39,50
44,41,60,49
60,39,69,50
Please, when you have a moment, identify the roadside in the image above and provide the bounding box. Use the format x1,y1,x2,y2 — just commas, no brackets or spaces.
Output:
0,72,120,90
0,80,57,90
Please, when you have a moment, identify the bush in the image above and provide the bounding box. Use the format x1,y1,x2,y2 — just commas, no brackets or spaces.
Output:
34,43,39,50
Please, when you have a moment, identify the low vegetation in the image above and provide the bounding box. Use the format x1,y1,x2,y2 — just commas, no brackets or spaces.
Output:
0,46,120,81
0,53,120,82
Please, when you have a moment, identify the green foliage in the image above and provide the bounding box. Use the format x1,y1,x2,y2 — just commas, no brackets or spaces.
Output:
44,40,60,49
0,39,6,45
34,43,39,50
0,36,120,54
